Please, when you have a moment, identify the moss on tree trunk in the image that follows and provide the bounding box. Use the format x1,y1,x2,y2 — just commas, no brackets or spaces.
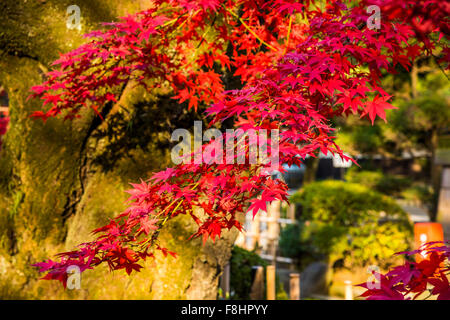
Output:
0,0,237,299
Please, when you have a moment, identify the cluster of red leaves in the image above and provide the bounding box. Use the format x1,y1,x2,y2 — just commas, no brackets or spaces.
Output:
0,113,8,150
0,87,9,149
32,0,449,289
359,241,450,300
379,0,450,54
28,0,302,120
0,110,8,133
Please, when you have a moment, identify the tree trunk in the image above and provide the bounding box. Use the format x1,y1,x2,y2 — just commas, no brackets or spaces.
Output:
0,0,237,299
411,61,418,100
430,128,442,221
303,156,319,185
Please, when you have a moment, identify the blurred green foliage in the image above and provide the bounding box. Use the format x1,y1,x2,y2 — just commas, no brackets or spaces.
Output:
280,180,413,270
344,169,412,197
229,246,288,300
387,71,450,147
229,246,267,299
400,184,436,207
345,169,435,209
278,222,320,270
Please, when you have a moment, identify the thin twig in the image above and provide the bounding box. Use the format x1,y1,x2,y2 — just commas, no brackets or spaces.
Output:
223,6,278,52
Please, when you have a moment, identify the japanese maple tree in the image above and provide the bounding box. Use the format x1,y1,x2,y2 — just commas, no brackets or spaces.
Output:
30,0,449,299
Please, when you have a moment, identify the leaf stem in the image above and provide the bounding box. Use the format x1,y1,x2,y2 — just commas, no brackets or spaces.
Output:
222,6,278,52
284,15,293,55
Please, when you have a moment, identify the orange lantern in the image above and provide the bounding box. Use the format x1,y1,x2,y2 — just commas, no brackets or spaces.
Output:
414,222,444,262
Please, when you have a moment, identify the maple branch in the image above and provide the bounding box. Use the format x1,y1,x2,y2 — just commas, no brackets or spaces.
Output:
196,15,217,49
222,6,278,52
283,15,293,55
139,181,201,250
431,52,450,81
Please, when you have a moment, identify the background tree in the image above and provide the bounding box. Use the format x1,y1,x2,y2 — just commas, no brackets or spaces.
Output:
335,57,449,218
387,62,450,218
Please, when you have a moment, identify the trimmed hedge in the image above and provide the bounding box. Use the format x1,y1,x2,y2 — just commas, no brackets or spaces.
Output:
280,180,413,270
344,169,412,196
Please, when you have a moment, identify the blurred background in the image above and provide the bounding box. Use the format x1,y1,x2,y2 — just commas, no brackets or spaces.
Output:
233,57,450,299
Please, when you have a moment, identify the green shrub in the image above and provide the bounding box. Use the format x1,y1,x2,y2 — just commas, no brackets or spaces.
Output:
401,184,435,207
345,169,412,196
344,169,384,189
229,246,267,299
376,175,412,195
276,282,289,300
228,246,288,300
282,180,413,269
278,222,321,270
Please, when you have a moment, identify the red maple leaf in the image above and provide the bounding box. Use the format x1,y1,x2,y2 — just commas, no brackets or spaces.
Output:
362,95,396,125
138,216,159,235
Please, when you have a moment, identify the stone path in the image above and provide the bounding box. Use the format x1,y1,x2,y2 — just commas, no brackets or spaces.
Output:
396,200,430,223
